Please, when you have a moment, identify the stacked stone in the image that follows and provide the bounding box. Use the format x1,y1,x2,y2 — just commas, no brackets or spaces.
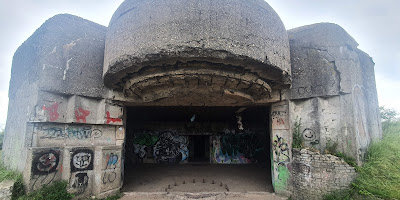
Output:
291,149,357,200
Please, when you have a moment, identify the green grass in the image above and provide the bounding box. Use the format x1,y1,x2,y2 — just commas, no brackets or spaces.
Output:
17,181,73,200
352,121,400,199
324,121,400,200
0,165,21,183
0,152,24,200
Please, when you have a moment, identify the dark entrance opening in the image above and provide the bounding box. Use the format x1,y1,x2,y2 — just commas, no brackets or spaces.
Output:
123,106,272,193
189,135,210,162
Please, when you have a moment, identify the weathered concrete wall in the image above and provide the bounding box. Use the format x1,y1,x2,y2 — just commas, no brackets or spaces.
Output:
104,0,291,89
288,23,382,163
270,101,291,196
4,14,124,198
291,149,357,200
4,13,108,171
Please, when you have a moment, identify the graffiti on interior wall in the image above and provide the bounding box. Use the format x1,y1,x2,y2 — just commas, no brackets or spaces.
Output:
75,108,90,123
154,132,189,163
133,134,159,158
273,135,289,164
38,126,102,140
212,134,265,164
42,102,59,121
302,128,319,145
31,149,61,190
106,111,122,124
103,153,119,184
133,131,189,164
71,172,89,194
71,149,94,172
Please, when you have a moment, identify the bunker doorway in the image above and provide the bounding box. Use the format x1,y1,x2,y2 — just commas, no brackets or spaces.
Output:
123,106,272,193
189,135,210,162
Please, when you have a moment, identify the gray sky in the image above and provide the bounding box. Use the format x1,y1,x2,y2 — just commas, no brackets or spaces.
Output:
0,0,399,128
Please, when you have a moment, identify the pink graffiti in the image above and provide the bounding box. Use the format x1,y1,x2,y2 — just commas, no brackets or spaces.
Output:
42,102,59,121
276,118,285,126
106,111,122,124
75,108,90,123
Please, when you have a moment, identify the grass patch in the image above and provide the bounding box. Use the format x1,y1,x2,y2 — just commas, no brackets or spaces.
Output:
17,181,73,200
324,121,400,200
352,121,400,199
0,165,21,183
323,188,355,200
0,153,25,200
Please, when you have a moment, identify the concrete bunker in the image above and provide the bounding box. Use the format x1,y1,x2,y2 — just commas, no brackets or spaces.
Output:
123,106,272,192
2,0,382,199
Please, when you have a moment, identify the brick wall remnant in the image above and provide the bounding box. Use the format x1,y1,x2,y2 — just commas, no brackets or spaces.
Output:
291,148,357,200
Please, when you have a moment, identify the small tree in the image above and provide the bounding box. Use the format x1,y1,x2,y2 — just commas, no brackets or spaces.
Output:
380,106,399,122
380,106,399,132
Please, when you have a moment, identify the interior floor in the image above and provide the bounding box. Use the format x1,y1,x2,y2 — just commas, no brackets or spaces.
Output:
122,164,273,193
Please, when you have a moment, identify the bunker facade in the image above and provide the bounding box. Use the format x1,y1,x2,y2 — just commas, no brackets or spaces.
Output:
3,0,381,199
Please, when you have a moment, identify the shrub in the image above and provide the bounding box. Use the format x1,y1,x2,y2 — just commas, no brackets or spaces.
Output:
18,181,73,200
292,117,303,148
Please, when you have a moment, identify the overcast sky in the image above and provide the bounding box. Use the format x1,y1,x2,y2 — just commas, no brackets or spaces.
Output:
0,0,399,128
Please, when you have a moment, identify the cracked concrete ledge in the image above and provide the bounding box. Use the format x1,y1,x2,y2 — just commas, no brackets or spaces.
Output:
121,192,285,200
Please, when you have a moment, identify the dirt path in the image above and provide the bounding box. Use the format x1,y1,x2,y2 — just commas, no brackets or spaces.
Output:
122,164,273,193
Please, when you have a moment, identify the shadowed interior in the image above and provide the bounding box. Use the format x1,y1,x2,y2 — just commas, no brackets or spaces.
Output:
123,106,272,192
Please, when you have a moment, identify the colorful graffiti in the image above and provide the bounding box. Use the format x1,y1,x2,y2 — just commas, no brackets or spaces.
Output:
103,153,119,184
31,149,61,190
273,135,289,163
212,134,265,164
71,149,93,172
75,108,90,123
42,102,59,121
133,132,189,164
274,164,290,191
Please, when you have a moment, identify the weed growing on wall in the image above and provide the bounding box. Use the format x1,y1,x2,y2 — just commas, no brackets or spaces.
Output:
325,140,358,169
292,117,303,148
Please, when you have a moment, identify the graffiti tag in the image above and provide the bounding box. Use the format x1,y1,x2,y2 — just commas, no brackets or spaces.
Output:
273,135,290,163
71,172,89,194
75,108,90,123
102,153,118,184
39,126,102,140
42,102,59,121
71,149,93,172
